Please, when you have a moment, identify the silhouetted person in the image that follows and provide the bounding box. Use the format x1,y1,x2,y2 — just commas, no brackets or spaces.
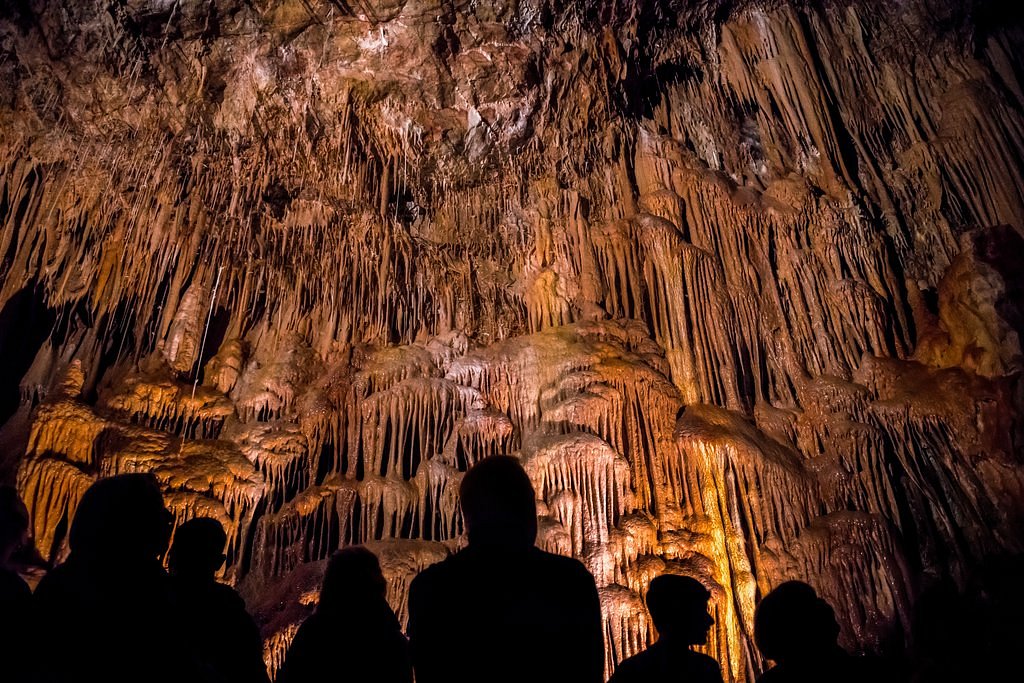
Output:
1,486,32,682
169,517,270,683
275,546,411,683
609,575,722,683
971,554,1024,680
32,473,208,683
407,455,604,683
755,581,894,683
910,579,987,683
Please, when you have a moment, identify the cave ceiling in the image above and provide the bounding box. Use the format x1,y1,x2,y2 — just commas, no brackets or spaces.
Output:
1,1,1023,679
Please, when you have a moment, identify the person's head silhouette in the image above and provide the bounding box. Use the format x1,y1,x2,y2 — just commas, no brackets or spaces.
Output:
168,517,227,580
69,473,173,566
0,485,29,566
459,455,537,549
646,574,714,645
754,581,841,665
318,546,387,615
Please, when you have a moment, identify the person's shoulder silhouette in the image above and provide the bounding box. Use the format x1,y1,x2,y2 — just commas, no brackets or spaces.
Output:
276,545,411,683
407,455,604,683
755,580,897,683
910,576,995,683
610,574,722,683
0,485,32,682
972,555,1024,681
169,517,270,683
32,473,207,683
34,472,175,613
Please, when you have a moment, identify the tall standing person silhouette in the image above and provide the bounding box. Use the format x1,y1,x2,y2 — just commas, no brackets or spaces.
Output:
407,455,605,683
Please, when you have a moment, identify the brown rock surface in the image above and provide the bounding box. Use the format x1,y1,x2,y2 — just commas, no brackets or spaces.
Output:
1,1,1023,679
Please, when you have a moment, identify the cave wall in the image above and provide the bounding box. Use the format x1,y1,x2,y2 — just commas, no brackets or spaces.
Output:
1,1,1023,679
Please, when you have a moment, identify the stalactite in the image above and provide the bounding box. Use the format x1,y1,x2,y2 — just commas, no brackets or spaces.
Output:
600,584,652,674
3,2,1023,681
349,377,463,481
356,475,419,543
252,484,354,579
524,433,634,580
364,539,452,626
16,457,94,562
102,429,266,567
231,422,310,509
233,335,321,423
263,623,300,682
101,368,235,440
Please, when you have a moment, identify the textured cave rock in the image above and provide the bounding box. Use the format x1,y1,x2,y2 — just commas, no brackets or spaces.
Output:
1,0,1023,680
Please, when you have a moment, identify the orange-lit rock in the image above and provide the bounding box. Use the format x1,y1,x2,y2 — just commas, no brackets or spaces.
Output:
1,1,1023,680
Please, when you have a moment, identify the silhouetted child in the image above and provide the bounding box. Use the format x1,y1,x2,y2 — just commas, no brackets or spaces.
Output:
0,486,31,681
275,546,412,683
609,575,723,683
407,455,605,683
169,517,270,683
32,473,209,683
755,581,894,683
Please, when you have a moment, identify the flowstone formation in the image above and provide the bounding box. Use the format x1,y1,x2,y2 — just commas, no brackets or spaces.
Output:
1,1,1023,680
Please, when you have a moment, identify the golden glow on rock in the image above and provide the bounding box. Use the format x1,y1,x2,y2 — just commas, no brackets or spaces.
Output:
1,1,1022,681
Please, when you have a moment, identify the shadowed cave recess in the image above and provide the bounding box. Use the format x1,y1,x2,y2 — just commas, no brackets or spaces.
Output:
1,0,1023,679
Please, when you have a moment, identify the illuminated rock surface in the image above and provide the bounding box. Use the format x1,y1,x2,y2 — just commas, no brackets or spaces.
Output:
0,1,1022,680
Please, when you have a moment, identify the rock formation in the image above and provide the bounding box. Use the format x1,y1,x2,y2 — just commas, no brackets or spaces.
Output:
0,1,1022,680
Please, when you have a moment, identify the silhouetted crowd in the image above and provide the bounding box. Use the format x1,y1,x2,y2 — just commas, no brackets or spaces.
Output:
1,456,1021,683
